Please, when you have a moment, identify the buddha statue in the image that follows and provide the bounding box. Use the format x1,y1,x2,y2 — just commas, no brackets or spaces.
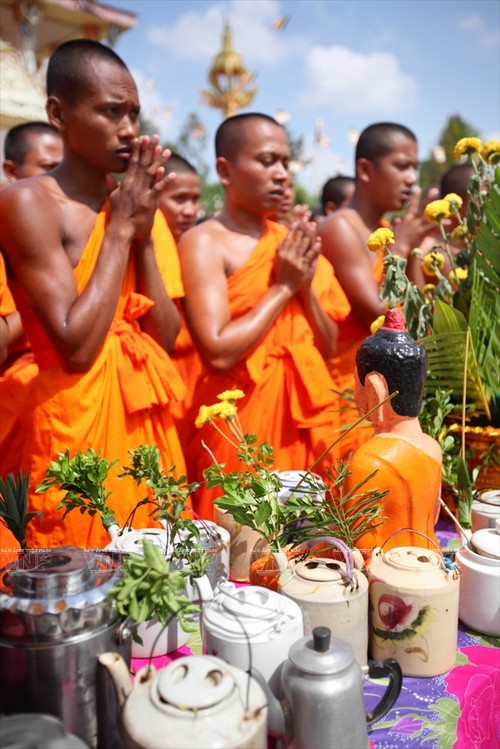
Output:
345,308,442,552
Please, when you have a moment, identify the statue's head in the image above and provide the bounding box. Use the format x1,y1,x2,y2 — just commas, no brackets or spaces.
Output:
356,308,427,418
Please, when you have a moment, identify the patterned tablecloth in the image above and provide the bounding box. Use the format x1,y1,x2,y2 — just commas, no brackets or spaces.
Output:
131,520,500,749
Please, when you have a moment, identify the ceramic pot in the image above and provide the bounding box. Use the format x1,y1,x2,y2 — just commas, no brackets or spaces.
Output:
99,651,268,749
201,580,304,695
471,488,500,532
214,508,264,582
367,531,460,677
279,556,369,666
455,520,500,635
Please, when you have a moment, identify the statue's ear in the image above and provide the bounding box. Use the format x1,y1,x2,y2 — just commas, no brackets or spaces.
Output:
364,372,390,425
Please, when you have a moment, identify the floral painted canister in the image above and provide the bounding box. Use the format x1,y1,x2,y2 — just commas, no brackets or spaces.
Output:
367,545,460,677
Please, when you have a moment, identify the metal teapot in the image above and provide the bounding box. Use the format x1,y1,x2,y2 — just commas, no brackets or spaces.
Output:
0,547,132,749
98,650,268,749
254,625,402,749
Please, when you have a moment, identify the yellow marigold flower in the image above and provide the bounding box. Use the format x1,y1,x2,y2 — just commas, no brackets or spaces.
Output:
453,137,483,161
482,139,500,164
217,389,245,402
444,192,463,211
451,225,467,242
195,405,213,429
424,200,451,223
210,401,237,421
367,227,395,252
370,315,385,334
423,283,437,297
422,251,446,277
449,268,468,285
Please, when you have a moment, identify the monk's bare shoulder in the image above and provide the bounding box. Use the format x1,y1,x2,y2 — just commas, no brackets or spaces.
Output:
0,176,63,261
319,207,368,264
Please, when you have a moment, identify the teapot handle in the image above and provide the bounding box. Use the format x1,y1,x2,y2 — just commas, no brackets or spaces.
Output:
365,658,402,725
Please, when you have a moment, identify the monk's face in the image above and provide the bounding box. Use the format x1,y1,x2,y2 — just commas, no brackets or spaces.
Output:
365,134,419,213
222,120,291,216
158,172,201,241
9,133,63,180
60,60,140,174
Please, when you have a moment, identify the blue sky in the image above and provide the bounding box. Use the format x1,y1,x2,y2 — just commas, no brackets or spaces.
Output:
107,0,500,194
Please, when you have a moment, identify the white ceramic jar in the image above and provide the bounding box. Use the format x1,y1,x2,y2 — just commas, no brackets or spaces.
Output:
201,581,304,695
455,520,500,636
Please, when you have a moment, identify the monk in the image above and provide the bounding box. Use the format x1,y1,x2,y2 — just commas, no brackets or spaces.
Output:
319,122,438,459
320,175,355,217
2,121,62,183
420,163,474,276
0,39,186,550
179,113,344,521
346,308,442,553
159,154,203,446
1,122,63,481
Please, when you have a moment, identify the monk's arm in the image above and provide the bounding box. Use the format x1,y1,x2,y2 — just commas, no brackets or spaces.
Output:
133,237,181,352
180,232,299,372
0,185,140,370
319,217,386,330
297,282,338,359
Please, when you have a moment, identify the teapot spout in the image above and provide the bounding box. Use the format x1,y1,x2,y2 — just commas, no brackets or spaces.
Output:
250,667,287,739
98,652,133,710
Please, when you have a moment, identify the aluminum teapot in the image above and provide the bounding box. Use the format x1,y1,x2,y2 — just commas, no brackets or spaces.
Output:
254,625,402,749
98,651,268,749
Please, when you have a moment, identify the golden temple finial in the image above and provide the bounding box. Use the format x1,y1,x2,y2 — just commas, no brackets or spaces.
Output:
199,17,257,118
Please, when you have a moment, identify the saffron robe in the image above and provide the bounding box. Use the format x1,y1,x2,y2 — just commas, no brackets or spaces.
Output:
328,250,385,459
13,206,187,549
345,435,441,554
186,220,344,521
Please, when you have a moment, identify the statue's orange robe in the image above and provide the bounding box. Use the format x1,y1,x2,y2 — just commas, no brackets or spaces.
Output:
328,250,385,458
187,220,344,521
12,206,187,550
345,435,441,554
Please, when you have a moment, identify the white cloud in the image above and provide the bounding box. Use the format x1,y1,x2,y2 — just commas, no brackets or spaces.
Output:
130,67,180,141
145,0,307,66
458,14,500,47
298,45,418,114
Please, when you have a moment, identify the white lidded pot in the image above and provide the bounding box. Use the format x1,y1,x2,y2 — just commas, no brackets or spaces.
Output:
471,488,500,531
104,527,213,658
455,518,500,636
99,652,268,749
367,530,460,677
201,581,304,695
279,552,369,667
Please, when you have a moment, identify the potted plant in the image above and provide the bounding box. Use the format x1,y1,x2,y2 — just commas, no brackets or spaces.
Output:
36,446,211,657
0,471,38,555
196,390,390,588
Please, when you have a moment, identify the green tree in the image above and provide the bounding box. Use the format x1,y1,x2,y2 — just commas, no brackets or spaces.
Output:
419,114,481,194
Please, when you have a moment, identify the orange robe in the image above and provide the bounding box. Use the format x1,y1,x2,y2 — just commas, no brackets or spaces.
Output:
345,435,441,554
328,250,385,459
186,220,343,521
12,206,187,550
170,307,205,447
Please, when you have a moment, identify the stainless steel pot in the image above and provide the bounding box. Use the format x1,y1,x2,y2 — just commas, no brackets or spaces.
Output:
0,547,132,749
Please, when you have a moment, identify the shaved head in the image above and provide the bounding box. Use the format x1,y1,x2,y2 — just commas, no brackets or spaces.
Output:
356,122,417,165
215,113,283,161
47,39,129,104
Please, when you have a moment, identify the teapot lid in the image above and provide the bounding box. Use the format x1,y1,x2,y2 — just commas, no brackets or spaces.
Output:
470,520,500,559
0,547,120,640
203,582,301,641
288,626,354,675
293,558,349,584
106,528,171,555
380,547,444,572
155,656,236,710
